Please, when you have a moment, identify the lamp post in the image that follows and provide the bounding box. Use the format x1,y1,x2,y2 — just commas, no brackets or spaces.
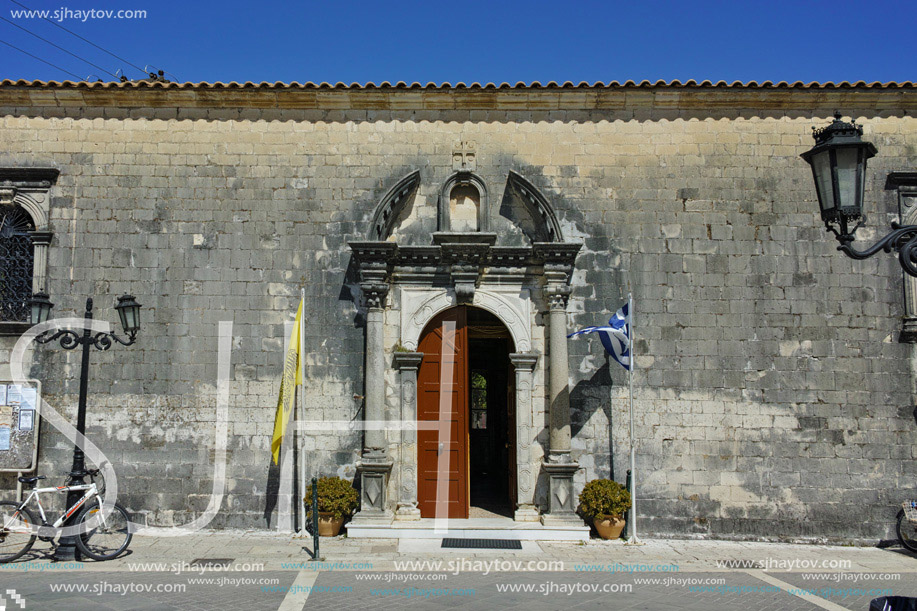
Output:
801,113,917,277
28,292,141,561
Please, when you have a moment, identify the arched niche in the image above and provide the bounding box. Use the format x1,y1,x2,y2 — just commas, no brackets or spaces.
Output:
438,172,489,233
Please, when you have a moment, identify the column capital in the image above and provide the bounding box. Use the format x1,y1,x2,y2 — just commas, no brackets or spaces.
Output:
350,241,397,311
509,352,539,371
544,284,572,310
361,282,389,310
393,351,423,370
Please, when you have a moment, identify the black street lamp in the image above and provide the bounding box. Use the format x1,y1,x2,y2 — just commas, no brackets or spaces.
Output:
801,113,917,276
28,293,141,560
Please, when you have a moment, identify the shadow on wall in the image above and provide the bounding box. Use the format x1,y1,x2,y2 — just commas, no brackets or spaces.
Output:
569,360,617,481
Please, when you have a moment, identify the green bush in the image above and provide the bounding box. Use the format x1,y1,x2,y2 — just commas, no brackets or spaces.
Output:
578,479,632,520
304,476,359,520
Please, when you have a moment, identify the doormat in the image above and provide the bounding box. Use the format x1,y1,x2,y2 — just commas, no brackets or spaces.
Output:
441,538,522,550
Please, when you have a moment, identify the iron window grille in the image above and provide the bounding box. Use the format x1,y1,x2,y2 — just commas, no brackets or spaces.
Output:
0,205,36,322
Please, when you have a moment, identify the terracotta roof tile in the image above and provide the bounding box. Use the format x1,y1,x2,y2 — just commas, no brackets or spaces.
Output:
0,79,913,90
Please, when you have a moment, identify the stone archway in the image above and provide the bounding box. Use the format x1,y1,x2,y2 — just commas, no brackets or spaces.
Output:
398,288,539,521
348,169,583,527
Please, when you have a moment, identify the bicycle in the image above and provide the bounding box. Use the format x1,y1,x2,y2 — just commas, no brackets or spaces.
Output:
896,501,917,553
0,469,132,562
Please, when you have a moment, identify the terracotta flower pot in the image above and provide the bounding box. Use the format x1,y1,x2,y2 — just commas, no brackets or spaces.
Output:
593,516,626,540
318,512,345,537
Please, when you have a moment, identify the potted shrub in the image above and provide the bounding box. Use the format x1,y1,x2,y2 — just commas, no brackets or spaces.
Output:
578,478,632,540
304,476,359,537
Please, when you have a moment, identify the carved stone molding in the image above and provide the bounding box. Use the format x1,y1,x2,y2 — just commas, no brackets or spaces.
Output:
534,242,581,280
393,351,423,521
507,171,565,243
401,287,533,352
434,233,496,305
351,456,395,524
890,174,917,343
0,168,58,231
541,461,584,526
367,171,421,241
545,285,572,311
350,241,398,310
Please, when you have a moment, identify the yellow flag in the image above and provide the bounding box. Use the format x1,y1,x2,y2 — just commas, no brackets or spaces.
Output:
271,298,303,464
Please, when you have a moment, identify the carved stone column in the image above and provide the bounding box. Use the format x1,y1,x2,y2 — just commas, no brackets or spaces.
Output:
393,351,423,521
30,231,52,292
349,242,397,522
891,177,917,341
534,242,583,526
546,287,573,460
510,352,539,522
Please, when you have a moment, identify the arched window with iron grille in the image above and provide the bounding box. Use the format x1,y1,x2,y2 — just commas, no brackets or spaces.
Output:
0,205,36,322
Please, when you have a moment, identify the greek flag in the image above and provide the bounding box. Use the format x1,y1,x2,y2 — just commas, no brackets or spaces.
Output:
568,303,631,370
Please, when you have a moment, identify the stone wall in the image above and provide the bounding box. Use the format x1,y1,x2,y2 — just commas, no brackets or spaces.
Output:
0,83,915,539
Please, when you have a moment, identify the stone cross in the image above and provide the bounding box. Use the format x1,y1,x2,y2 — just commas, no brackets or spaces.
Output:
452,141,476,171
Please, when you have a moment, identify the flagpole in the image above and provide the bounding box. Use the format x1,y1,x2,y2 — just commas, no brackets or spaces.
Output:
297,288,306,534
626,291,641,544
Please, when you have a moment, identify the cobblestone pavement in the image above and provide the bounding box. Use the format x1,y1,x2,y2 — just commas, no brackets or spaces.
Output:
0,532,915,610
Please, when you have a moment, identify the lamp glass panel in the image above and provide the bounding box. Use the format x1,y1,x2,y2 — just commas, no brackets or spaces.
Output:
834,147,859,212
117,306,129,333
813,150,834,213
126,305,139,331
857,149,867,210
31,302,43,325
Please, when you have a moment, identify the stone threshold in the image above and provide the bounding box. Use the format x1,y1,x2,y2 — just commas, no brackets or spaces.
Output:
346,517,590,541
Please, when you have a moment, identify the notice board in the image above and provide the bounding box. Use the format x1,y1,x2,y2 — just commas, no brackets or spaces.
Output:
0,380,41,473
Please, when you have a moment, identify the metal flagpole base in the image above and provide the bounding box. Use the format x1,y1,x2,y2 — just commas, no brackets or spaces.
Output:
623,537,645,546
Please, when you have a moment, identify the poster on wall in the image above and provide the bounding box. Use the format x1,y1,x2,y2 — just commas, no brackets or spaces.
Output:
0,380,40,471
20,387,36,411
18,409,34,432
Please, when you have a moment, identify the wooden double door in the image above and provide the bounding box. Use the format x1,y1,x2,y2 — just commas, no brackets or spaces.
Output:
417,306,515,519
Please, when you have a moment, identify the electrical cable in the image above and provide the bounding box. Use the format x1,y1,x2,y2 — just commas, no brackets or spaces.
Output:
7,0,148,76
0,38,83,80
0,15,119,78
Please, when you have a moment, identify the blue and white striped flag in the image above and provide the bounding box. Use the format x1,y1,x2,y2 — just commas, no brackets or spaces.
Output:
568,303,631,370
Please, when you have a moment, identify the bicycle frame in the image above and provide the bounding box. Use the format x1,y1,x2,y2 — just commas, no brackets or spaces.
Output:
4,482,100,532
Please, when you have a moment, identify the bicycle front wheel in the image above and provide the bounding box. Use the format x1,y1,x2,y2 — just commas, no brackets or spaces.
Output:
0,501,36,563
897,509,917,553
75,501,132,561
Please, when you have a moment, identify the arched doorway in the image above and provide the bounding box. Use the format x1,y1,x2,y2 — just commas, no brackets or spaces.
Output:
416,306,516,519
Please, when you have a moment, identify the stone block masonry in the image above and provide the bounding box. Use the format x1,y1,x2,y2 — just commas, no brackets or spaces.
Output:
0,81,915,540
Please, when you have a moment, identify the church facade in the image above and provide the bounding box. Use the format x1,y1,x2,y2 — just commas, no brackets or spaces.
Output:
0,80,915,541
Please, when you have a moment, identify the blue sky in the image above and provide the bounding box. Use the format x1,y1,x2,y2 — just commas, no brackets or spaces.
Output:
1,0,914,84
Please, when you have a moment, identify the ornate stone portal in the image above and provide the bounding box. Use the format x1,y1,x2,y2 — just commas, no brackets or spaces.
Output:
348,169,584,526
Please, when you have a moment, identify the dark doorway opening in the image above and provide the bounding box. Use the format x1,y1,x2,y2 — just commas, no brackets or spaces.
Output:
468,307,514,519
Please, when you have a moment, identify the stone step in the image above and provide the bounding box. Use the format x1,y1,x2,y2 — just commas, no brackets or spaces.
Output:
346,517,590,541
